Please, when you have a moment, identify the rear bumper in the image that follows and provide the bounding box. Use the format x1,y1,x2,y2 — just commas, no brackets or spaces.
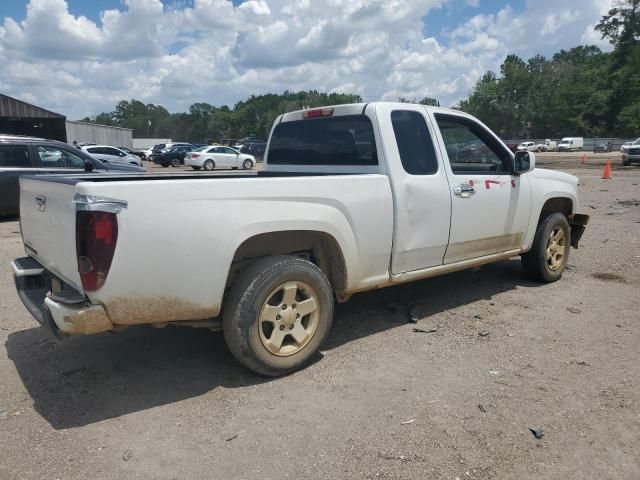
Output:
12,257,113,338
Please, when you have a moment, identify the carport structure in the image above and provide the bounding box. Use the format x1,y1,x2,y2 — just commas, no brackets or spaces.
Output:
0,93,67,141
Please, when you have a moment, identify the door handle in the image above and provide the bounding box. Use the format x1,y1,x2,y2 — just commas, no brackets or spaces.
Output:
454,182,475,198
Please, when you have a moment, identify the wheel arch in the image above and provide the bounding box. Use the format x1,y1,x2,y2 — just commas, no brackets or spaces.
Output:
225,230,349,300
522,194,576,252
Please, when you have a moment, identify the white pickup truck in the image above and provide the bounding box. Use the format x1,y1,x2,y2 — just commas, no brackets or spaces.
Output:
12,102,589,376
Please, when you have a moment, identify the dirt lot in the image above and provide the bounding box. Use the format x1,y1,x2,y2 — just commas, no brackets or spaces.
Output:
1,153,639,480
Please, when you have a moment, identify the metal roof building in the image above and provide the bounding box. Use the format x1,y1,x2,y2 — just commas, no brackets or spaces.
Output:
0,93,67,141
0,93,133,147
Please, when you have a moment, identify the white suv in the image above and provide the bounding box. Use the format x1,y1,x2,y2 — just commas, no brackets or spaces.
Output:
82,145,143,167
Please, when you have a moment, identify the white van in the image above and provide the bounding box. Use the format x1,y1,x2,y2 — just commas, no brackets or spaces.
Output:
557,137,583,152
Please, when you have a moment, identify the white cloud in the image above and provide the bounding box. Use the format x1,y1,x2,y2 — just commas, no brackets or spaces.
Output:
0,0,614,119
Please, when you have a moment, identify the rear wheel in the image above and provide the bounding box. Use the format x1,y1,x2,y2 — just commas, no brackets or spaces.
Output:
521,212,570,282
170,157,181,168
223,255,334,376
203,159,215,171
242,159,253,170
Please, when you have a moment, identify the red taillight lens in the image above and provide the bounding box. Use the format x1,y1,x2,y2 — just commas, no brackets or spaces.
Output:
192,153,200,158
76,211,118,291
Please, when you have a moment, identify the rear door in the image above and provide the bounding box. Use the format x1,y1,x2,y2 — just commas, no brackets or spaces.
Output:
431,112,531,264
0,144,36,217
375,104,453,273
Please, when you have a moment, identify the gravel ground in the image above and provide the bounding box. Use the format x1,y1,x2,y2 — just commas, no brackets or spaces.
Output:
0,156,639,480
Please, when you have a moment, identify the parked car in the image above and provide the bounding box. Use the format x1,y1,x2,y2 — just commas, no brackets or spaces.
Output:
620,137,639,152
0,135,144,217
151,144,195,167
594,142,612,153
542,139,556,152
517,142,538,152
557,137,583,152
81,145,143,167
119,146,145,159
184,145,255,170
240,142,267,161
621,137,640,165
12,102,590,376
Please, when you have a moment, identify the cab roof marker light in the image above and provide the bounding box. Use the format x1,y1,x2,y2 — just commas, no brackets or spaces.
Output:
302,108,334,119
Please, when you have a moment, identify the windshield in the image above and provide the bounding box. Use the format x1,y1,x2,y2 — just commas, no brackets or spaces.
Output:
633,138,640,145
268,114,378,166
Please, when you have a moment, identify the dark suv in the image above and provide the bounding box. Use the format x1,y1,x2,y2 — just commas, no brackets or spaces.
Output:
151,144,195,167
240,142,267,161
0,135,145,217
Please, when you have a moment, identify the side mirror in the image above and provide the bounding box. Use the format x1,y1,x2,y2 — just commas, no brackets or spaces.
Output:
514,150,535,173
84,159,94,172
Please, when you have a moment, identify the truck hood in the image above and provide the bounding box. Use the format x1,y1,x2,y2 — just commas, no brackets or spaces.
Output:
531,168,578,187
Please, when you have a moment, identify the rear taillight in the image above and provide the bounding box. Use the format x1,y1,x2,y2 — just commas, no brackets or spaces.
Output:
76,211,118,291
192,153,200,158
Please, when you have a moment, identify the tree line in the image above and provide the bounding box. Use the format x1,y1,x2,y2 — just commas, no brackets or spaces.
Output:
458,0,639,138
81,0,639,141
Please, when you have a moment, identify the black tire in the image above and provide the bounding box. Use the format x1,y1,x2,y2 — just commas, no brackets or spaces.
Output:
203,159,215,171
622,158,630,166
191,166,201,171
521,212,570,282
242,159,253,170
170,157,181,168
223,255,334,376
161,163,169,168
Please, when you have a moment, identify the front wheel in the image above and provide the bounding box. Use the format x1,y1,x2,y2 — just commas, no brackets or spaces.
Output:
521,212,570,282
223,256,334,376
242,159,253,170
203,159,215,171
170,158,181,168
622,158,631,166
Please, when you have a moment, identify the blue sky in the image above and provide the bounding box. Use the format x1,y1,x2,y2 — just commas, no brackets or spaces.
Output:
0,0,611,118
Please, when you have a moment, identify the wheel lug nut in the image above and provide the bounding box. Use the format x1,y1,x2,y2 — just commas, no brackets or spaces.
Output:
292,304,296,309
279,325,285,331
282,305,287,310
289,325,293,330
296,313,300,318
276,315,281,320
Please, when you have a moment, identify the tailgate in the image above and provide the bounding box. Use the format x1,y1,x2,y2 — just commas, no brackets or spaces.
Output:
19,177,83,292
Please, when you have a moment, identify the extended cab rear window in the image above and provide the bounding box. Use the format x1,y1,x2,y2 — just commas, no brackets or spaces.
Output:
268,115,378,166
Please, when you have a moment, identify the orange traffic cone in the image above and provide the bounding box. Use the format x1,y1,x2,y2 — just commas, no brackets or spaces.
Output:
581,154,587,164
602,160,612,179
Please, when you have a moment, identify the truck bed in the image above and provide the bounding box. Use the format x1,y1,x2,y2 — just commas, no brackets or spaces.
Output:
18,171,394,327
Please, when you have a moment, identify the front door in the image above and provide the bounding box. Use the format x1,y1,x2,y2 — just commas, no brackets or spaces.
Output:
431,113,531,264
35,144,87,175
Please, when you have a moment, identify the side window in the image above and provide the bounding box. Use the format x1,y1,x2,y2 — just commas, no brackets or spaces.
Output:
391,110,438,175
87,147,102,155
223,147,236,154
105,148,125,157
0,145,31,167
36,145,86,168
435,115,510,174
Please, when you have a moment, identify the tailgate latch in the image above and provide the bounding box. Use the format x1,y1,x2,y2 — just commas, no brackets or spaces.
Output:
35,195,46,212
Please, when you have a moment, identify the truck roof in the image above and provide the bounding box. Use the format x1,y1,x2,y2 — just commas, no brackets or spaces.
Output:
278,102,465,123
